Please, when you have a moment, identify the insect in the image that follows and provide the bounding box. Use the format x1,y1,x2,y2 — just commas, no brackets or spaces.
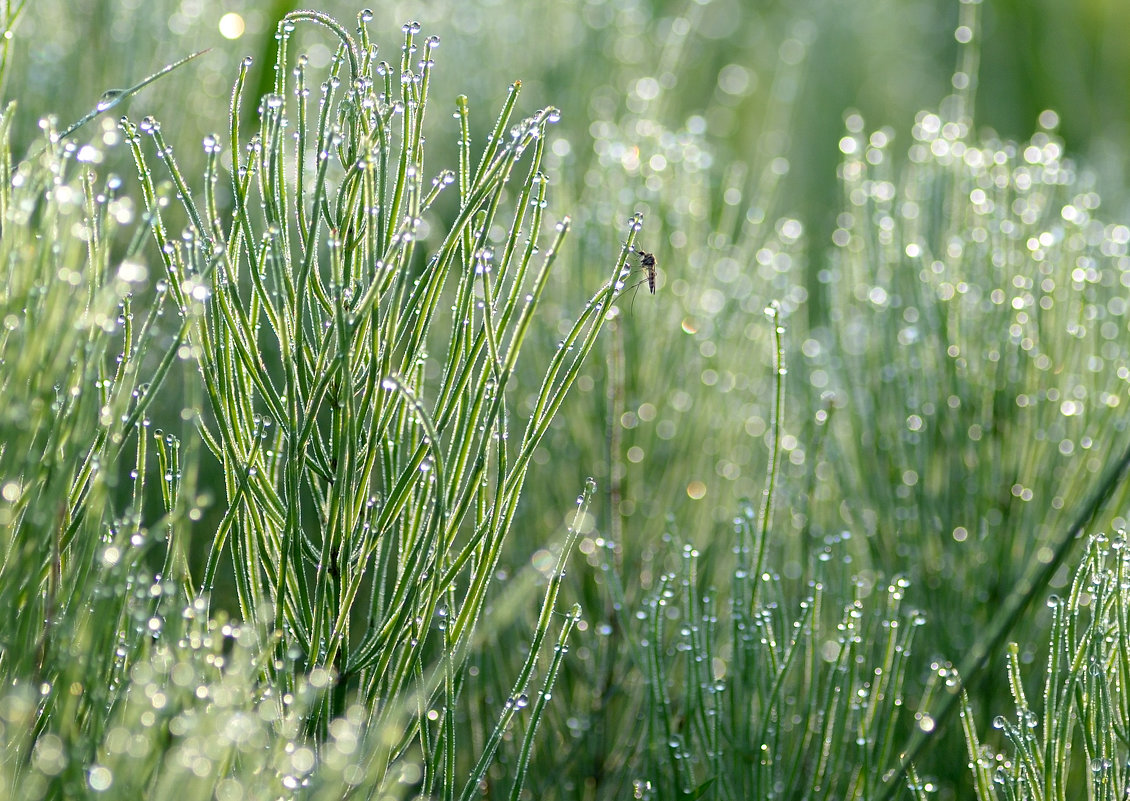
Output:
619,245,657,298
615,246,658,314
633,248,657,294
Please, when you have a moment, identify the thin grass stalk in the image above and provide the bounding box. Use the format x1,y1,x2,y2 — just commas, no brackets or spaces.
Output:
0,1,25,99
751,300,784,612
457,479,593,801
508,603,582,801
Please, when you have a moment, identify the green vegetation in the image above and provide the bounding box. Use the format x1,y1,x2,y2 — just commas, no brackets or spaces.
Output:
2,2,1130,799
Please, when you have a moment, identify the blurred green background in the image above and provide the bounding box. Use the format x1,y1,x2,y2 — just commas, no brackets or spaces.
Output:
11,0,1130,224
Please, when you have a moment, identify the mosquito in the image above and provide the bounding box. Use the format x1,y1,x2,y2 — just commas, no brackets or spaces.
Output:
619,246,658,312
634,248,657,294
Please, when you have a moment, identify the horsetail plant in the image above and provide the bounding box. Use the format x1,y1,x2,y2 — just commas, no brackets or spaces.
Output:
958,532,1130,801
0,9,650,799
0,99,207,797
625,309,925,800
118,8,641,790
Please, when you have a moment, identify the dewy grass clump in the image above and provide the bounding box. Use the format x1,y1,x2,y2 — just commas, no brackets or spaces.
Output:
958,531,1130,800
624,507,927,801
819,99,1130,655
0,10,647,799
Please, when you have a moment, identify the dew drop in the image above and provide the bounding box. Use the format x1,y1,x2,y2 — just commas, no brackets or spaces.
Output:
96,90,123,111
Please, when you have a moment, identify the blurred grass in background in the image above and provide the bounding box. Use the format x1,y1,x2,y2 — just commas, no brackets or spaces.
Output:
4,0,1130,798
11,0,1130,222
